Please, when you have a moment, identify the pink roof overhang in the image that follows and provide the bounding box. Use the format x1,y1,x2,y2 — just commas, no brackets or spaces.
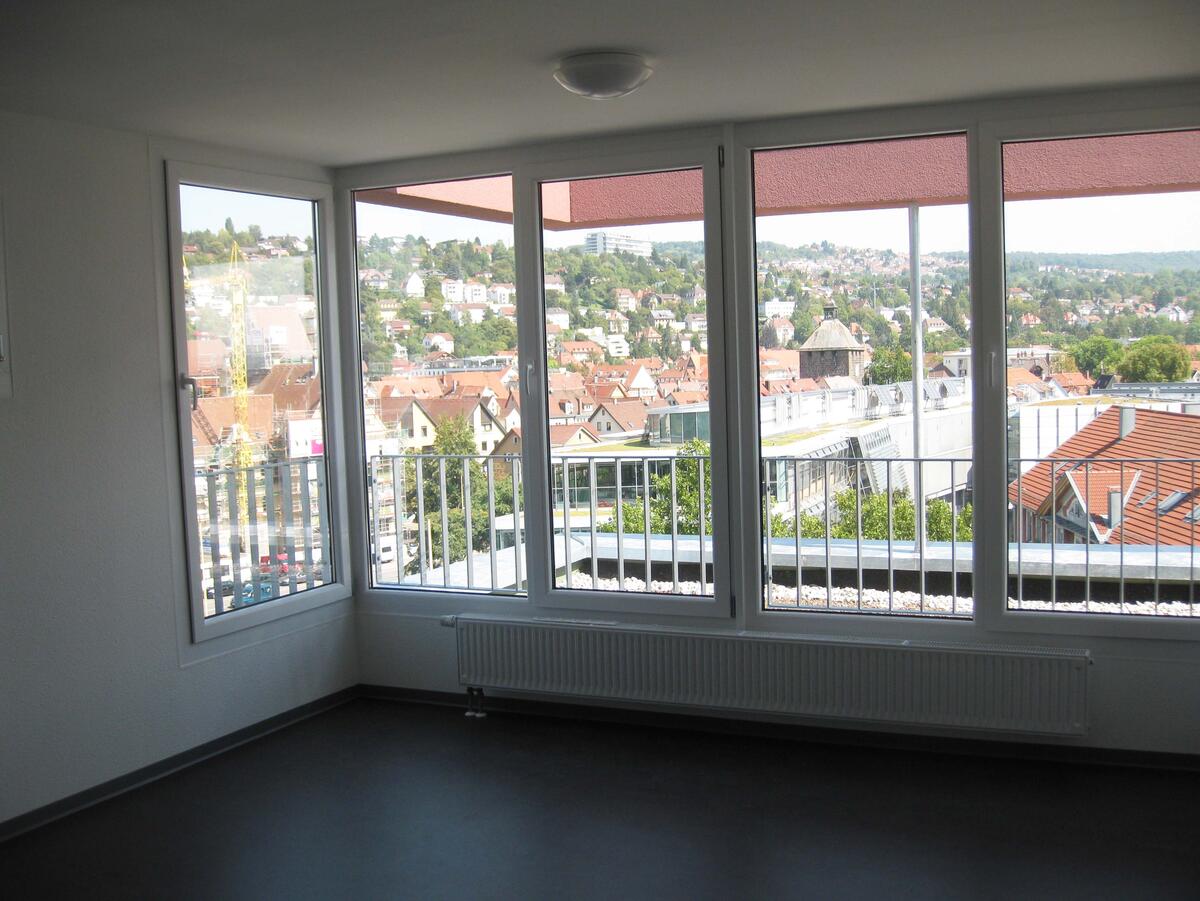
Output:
355,132,1200,229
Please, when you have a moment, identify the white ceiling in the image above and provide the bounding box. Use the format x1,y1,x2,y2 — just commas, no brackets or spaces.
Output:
2,0,1197,167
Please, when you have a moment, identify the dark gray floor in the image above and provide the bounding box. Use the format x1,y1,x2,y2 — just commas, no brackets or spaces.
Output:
2,699,1198,900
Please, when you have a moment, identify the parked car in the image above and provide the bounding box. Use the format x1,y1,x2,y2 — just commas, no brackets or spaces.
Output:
205,580,235,600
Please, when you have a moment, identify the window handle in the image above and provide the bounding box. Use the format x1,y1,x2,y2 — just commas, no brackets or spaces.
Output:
180,373,199,411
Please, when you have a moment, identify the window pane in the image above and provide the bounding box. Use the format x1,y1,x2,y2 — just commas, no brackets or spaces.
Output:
751,135,973,616
1003,130,1200,617
540,168,714,596
353,177,524,593
179,185,332,617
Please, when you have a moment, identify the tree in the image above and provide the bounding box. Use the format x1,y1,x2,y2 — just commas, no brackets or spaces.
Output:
782,489,971,542
1071,335,1122,376
867,346,911,385
598,439,712,537
1117,335,1190,382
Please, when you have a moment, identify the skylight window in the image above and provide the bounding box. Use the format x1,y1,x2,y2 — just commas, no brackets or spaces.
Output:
1136,490,1158,508
1157,491,1188,515
1183,506,1200,524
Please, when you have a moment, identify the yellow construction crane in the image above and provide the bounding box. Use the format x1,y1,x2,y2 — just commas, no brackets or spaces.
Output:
225,243,254,512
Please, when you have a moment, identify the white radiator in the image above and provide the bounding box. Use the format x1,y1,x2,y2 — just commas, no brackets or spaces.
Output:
453,617,1090,735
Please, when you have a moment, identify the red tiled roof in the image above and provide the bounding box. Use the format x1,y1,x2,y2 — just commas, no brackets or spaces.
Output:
1009,407,1200,545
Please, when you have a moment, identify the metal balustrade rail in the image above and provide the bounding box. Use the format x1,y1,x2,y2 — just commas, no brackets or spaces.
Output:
362,450,1197,619
1009,456,1200,618
760,456,974,617
370,454,525,594
195,456,331,617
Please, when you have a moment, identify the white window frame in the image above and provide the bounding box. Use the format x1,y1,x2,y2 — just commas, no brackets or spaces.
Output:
973,103,1200,643
724,110,984,643
165,160,352,642
513,143,730,618
336,85,1200,642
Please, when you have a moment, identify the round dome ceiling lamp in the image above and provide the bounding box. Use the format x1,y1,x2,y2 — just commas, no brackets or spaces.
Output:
553,51,653,99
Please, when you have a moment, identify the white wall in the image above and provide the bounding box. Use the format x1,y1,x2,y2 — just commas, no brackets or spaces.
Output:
0,110,357,824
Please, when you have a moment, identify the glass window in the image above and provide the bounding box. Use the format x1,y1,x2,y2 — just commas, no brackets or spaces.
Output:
751,135,973,616
540,167,715,596
353,176,525,593
1003,130,1200,617
177,185,333,618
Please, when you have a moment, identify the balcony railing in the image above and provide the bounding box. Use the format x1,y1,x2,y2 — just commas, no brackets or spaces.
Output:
360,451,1198,619
195,456,331,618
761,456,974,617
369,454,526,593
1009,456,1200,617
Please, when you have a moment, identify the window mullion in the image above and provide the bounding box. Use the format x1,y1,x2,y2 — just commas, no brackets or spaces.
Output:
969,123,1009,631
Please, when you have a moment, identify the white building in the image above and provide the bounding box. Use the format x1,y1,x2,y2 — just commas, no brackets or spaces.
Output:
463,280,487,303
546,307,571,331
441,278,464,303
403,272,425,297
487,282,515,304
605,333,630,358
583,232,652,257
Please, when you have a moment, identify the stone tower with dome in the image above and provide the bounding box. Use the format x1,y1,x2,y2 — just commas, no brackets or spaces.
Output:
798,300,867,381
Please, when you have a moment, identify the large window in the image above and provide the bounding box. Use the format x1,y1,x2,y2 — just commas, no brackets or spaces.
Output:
1003,130,1200,617
170,175,336,626
752,135,973,617
537,166,719,598
353,176,525,594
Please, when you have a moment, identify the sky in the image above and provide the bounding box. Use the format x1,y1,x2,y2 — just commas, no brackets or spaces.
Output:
181,183,1200,256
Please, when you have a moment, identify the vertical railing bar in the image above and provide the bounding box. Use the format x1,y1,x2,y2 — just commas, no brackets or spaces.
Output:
1190,460,1196,617
886,461,893,611
855,461,863,611
1154,460,1161,613
1049,461,1057,612
512,459,523,591
698,458,707,596
917,458,925,614
616,459,625,587
764,465,774,607
589,458,599,590
643,458,652,590
439,458,450,588
314,459,329,584
392,457,405,584
823,458,831,606
669,458,679,594
464,458,474,591
562,460,573,589
793,459,802,608
246,467,260,600
487,457,498,592
416,457,428,586
206,472,223,615
1118,459,1125,612
1084,462,1091,612
226,472,244,606
949,460,957,615
370,456,382,584
300,460,313,589
281,463,297,595
264,467,279,598
1016,462,1024,610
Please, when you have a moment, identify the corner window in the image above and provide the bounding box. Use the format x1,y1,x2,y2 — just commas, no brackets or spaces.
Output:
354,176,525,594
167,166,341,635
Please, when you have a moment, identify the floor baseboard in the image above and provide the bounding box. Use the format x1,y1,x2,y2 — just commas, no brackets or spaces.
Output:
358,683,1200,773
0,686,359,845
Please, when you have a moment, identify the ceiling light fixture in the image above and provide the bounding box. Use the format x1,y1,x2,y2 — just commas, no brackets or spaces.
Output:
553,51,653,99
